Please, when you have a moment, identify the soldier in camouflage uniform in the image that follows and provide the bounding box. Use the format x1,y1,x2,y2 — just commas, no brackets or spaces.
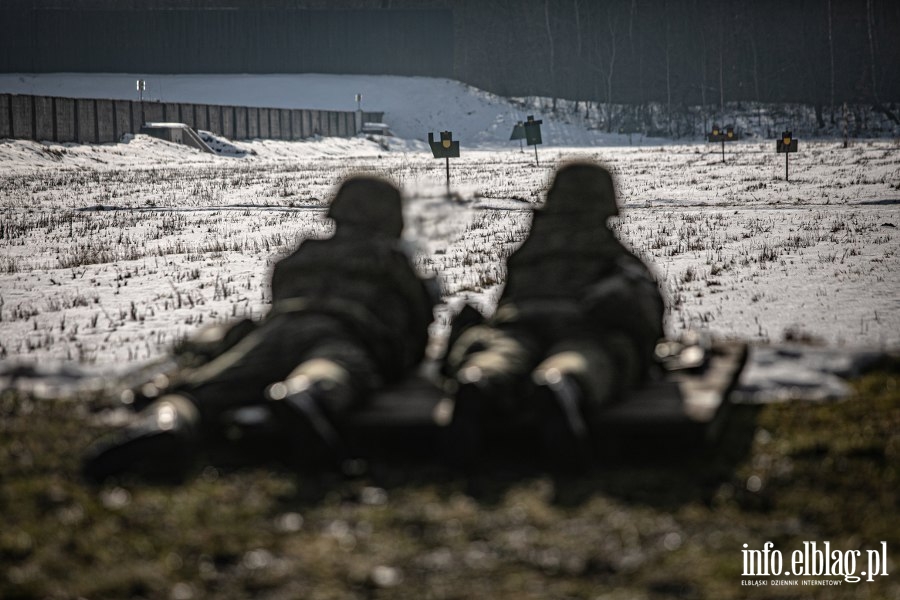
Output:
443,162,664,468
84,176,435,481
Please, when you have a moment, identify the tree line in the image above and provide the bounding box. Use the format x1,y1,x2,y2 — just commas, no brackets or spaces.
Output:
452,0,900,125
3,0,898,126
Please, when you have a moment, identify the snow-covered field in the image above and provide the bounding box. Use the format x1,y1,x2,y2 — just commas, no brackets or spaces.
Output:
1,75,898,373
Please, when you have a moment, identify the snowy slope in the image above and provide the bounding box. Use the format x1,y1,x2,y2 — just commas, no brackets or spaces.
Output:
0,73,645,147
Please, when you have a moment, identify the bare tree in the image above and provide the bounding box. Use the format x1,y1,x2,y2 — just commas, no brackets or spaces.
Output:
866,0,899,123
573,0,582,57
544,0,557,110
583,2,621,132
602,6,620,132
693,0,708,109
866,0,878,102
630,0,646,126
664,0,672,134
718,13,725,117
748,30,761,126
572,0,584,115
826,0,835,123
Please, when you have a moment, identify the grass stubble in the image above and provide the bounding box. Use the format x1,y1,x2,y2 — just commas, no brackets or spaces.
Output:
0,361,897,600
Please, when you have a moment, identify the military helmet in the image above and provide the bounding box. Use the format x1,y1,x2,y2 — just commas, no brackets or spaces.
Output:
327,176,404,238
543,162,619,219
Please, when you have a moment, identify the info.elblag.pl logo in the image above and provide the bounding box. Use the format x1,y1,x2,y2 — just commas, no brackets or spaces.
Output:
741,542,890,587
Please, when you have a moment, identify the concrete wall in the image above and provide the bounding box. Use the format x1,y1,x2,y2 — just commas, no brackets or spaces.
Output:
75,99,95,143
114,100,131,141
221,106,234,139
96,99,114,142
280,109,291,140
268,108,281,139
289,110,299,140
144,102,165,125
247,107,259,139
160,103,176,123
55,97,75,142
234,106,245,139
258,108,270,139
195,104,209,132
329,112,340,137
342,112,354,136
34,96,54,141
0,93,383,144
211,105,221,134
300,110,311,138
0,95,10,138
10,94,32,139
179,104,195,129
130,100,142,136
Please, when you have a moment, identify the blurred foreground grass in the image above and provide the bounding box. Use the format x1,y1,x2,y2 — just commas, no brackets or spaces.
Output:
1,366,898,600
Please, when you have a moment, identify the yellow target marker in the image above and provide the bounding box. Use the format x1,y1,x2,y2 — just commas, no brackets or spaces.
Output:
776,130,799,181
428,131,460,185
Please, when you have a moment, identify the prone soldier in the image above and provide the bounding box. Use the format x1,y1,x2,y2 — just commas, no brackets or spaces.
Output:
83,176,436,481
443,161,665,469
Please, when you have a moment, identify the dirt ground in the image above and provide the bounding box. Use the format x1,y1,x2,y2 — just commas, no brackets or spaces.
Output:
2,364,899,600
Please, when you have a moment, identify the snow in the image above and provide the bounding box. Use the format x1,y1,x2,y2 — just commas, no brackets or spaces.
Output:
0,73,656,147
0,73,898,380
735,345,889,403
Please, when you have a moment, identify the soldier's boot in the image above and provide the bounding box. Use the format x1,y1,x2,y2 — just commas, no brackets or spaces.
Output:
531,372,591,472
531,345,615,472
172,318,257,364
267,359,357,473
443,380,489,469
444,361,519,469
120,319,260,412
82,394,201,483
442,325,533,468
439,303,486,379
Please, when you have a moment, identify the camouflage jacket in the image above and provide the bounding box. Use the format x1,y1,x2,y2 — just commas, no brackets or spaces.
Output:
496,211,664,354
269,233,435,381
